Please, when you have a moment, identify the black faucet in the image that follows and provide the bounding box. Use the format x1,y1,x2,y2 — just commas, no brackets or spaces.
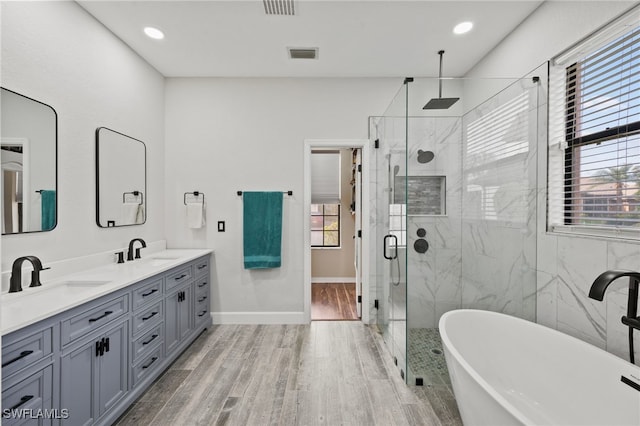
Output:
589,270,640,364
9,256,50,293
127,238,147,261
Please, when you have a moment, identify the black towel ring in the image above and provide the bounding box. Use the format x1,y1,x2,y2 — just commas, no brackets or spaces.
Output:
184,191,205,205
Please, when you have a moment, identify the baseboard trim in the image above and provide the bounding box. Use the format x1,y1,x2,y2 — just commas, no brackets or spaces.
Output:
211,312,306,324
311,277,356,283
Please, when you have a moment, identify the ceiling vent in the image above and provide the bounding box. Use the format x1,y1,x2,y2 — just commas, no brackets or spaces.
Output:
263,0,295,15
288,47,318,60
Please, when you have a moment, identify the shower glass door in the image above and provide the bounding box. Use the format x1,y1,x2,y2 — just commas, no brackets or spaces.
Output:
372,81,409,379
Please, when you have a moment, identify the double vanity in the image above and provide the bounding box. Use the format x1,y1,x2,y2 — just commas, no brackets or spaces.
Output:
1,248,212,425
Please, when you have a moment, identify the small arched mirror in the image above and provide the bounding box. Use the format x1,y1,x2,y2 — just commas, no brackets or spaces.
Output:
96,127,146,228
1,87,58,235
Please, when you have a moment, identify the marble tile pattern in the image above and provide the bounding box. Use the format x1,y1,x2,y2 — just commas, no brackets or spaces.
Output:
460,79,539,322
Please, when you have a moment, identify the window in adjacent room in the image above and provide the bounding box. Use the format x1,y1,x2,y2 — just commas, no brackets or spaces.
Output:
548,7,640,238
311,203,340,247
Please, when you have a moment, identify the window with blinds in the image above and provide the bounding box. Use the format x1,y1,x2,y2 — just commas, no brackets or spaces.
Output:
548,8,640,237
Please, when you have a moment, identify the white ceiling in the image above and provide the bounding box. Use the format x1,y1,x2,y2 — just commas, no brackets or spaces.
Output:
77,0,543,78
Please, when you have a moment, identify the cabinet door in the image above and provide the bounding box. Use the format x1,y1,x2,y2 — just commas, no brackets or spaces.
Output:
165,284,193,356
60,320,128,425
178,284,193,342
97,321,128,417
60,341,96,426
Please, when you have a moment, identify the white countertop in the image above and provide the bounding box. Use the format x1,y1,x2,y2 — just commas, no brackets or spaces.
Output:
1,249,213,336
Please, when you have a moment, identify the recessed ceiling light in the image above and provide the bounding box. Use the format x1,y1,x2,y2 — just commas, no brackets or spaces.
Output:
453,21,473,35
144,27,164,40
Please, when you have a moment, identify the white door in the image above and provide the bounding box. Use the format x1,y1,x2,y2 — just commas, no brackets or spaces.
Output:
354,148,363,318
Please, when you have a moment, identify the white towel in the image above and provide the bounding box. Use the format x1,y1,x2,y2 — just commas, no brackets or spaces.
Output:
121,202,139,225
186,202,205,228
135,204,145,224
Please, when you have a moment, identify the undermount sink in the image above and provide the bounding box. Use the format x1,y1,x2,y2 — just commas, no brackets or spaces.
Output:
146,257,179,266
59,280,111,288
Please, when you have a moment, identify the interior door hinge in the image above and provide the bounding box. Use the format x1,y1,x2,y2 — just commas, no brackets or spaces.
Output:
357,230,362,238
374,299,379,309
357,164,362,172
357,295,362,303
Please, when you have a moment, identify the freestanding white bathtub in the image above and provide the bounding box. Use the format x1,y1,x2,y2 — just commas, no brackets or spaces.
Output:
439,309,640,425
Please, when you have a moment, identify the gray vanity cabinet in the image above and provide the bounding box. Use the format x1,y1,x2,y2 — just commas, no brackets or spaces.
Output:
60,318,129,425
2,253,212,426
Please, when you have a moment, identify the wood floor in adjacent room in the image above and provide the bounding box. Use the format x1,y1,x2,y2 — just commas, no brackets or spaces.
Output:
311,282,358,321
115,322,462,426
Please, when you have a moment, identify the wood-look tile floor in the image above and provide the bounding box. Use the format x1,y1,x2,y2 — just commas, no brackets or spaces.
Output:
311,283,358,321
115,322,462,426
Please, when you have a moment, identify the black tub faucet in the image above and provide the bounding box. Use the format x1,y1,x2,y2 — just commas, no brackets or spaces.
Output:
590,270,640,363
127,238,147,261
9,256,50,293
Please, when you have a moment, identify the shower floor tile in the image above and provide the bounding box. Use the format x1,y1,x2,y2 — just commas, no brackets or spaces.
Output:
408,328,452,386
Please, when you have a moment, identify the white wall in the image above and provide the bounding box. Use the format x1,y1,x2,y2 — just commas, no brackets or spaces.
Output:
467,1,640,360
164,77,399,322
1,1,165,289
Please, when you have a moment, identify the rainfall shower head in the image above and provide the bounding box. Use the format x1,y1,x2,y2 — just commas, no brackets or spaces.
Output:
423,50,459,110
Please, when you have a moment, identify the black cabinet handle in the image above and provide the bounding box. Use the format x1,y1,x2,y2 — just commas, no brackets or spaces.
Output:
105,337,110,353
9,395,34,410
198,296,207,302
198,311,207,317
142,288,158,297
174,274,187,281
96,340,103,357
197,282,207,288
142,357,158,369
89,310,113,323
197,264,207,270
2,350,33,367
142,311,158,321
142,334,158,346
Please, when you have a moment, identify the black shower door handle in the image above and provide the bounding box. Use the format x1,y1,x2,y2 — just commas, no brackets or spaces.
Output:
383,234,398,260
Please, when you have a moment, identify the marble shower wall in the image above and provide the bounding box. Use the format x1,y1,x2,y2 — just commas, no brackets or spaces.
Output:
405,117,463,329
460,79,539,322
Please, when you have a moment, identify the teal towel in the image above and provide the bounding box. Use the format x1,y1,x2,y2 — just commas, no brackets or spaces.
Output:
243,192,283,269
40,190,56,231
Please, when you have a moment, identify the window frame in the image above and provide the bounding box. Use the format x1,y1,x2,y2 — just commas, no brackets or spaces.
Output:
310,203,341,248
559,27,640,232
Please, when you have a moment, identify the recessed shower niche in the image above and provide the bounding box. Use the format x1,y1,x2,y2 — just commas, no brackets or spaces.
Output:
394,175,446,215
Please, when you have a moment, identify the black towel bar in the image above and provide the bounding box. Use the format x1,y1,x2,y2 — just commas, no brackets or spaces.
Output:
237,190,293,196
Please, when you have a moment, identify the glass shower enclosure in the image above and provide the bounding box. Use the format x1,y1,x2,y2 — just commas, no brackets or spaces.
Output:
371,74,543,385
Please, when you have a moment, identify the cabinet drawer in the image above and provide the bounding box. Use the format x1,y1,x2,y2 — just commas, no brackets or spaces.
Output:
132,323,163,363
194,257,209,278
132,278,163,310
2,365,53,426
132,302,163,337
132,346,163,388
195,277,209,297
165,266,193,291
61,294,129,346
2,328,53,379
195,297,210,326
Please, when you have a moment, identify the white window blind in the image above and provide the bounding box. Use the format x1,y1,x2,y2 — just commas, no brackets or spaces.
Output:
311,151,341,204
548,10,640,236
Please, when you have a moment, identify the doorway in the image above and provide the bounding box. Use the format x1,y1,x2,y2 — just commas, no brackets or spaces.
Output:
303,139,371,324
